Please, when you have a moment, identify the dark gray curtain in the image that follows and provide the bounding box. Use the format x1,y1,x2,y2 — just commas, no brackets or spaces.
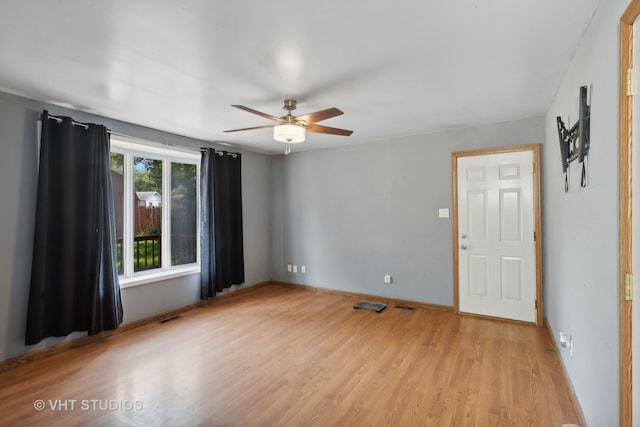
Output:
25,111,123,345
200,148,244,299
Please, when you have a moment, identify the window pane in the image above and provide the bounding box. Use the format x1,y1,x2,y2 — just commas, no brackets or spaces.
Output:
110,153,124,275
171,162,197,265
134,157,162,271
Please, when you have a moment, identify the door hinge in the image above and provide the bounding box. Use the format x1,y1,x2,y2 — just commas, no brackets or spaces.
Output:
625,273,634,301
627,68,640,96
533,231,536,242
535,299,538,309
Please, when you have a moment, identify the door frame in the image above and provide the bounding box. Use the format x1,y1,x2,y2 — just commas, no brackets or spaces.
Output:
451,144,542,326
620,2,639,426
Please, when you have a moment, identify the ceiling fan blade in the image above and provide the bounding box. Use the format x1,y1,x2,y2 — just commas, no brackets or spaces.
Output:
223,124,274,133
231,105,279,121
295,107,343,125
306,124,353,136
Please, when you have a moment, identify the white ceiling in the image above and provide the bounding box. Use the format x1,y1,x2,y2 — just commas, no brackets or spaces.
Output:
0,0,601,155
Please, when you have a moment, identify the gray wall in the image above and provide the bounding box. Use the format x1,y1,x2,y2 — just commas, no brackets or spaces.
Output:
271,117,544,305
0,92,271,361
543,1,623,425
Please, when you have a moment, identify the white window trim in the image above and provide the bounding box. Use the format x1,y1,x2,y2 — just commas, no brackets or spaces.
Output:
119,265,200,289
111,136,201,288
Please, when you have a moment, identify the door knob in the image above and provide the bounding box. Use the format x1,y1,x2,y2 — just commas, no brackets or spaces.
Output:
461,244,467,250
461,234,467,239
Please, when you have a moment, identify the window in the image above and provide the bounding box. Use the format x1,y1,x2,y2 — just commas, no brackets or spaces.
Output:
110,137,200,287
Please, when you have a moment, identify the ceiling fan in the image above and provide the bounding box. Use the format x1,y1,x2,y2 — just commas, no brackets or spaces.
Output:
224,99,353,151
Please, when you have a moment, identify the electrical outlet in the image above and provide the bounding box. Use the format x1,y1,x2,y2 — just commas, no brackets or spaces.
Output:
287,264,292,272
384,274,392,284
301,265,306,273
292,265,297,273
559,332,573,357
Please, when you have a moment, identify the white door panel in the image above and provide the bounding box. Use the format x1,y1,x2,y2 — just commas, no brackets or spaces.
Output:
457,150,536,322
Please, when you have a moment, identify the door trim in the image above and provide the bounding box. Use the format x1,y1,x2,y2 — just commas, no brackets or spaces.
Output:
620,2,639,426
451,144,542,326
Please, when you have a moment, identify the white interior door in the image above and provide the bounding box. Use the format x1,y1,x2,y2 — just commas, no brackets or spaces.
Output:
457,150,536,323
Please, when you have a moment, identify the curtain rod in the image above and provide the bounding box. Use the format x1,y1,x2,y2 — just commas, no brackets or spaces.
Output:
204,149,238,158
46,113,89,130
45,114,161,141
42,113,239,155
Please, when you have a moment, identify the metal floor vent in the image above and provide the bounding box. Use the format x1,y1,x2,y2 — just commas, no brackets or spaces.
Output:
353,301,386,312
159,315,182,324
395,305,415,310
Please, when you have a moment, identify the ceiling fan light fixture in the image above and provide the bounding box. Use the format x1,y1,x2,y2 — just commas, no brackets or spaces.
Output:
273,123,306,144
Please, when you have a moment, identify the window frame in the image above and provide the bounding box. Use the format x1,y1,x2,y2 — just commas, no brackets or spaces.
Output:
111,136,201,288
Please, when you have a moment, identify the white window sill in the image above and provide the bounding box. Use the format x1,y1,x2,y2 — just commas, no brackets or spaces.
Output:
119,265,201,289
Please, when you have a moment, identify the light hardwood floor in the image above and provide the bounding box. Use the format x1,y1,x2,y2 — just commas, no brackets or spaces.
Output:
0,283,582,426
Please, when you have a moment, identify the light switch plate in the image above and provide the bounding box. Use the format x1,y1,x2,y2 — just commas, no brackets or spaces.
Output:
438,208,450,218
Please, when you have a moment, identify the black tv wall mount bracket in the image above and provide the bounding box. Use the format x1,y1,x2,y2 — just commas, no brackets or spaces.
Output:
556,85,591,192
